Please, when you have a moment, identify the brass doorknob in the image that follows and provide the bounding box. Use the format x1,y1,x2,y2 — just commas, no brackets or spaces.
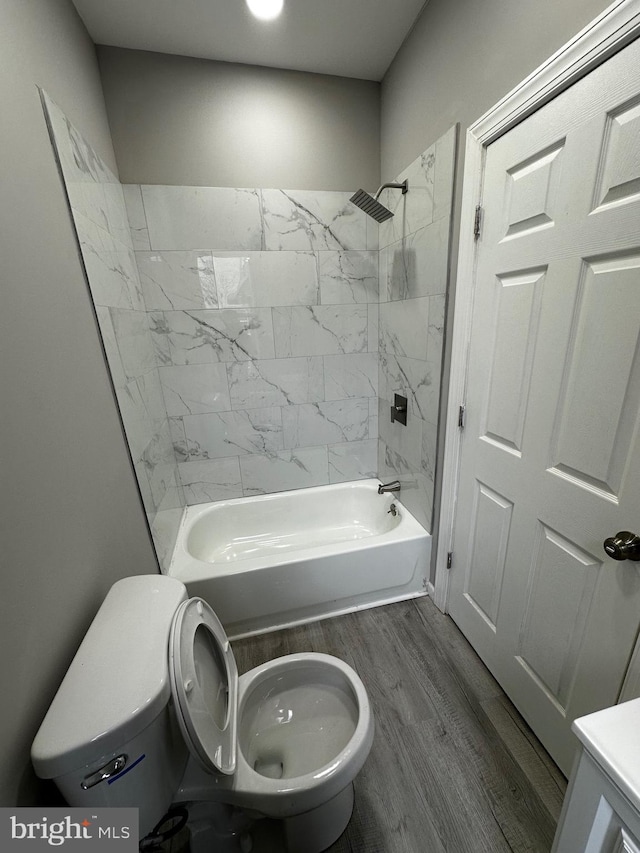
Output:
603,531,640,561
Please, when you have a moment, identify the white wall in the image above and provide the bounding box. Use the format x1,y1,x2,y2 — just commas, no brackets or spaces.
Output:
0,0,158,806
96,46,381,192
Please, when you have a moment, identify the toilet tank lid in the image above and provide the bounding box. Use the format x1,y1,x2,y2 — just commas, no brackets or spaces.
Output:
31,575,188,780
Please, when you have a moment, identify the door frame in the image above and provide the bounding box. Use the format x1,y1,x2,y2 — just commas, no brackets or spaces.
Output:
434,0,640,616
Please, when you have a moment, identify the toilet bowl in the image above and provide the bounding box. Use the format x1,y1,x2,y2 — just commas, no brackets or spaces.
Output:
31,575,374,853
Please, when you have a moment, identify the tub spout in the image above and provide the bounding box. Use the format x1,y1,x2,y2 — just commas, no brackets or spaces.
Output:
378,480,401,495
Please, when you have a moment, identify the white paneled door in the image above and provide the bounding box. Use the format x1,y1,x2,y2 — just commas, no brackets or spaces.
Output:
449,35,640,776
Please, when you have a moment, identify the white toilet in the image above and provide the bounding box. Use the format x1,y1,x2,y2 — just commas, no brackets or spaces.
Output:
31,575,374,852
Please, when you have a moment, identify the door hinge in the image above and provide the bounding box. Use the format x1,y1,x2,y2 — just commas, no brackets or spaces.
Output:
458,404,466,429
447,552,453,570
473,205,482,241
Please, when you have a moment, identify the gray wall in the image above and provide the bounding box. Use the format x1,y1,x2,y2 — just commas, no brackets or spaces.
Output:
0,0,615,806
97,46,381,192
381,0,613,181
0,0,158,806
380,0,613,570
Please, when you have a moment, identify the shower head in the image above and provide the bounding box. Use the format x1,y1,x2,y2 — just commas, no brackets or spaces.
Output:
349,179,408,222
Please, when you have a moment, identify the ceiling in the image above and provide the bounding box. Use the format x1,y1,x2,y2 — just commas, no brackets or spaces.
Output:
71,0,428,82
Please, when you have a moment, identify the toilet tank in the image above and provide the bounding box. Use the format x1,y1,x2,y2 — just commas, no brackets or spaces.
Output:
31,575,190,838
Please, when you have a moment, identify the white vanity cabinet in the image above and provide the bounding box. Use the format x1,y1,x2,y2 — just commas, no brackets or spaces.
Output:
553,699,640,853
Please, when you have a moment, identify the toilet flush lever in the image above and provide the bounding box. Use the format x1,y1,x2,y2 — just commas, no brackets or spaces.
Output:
81,755,127,790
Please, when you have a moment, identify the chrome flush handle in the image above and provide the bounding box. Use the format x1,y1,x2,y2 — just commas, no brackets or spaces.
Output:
81,755,127,790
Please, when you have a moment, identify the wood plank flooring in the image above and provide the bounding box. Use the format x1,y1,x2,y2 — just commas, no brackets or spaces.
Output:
232,596,567,853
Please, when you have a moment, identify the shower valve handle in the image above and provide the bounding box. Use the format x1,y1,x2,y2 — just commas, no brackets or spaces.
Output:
390,393,408,426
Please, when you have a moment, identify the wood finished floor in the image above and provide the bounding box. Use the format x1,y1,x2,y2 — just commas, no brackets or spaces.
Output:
232,596,567,853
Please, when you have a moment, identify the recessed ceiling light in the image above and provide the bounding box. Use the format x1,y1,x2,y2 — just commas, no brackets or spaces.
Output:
246,0,284,21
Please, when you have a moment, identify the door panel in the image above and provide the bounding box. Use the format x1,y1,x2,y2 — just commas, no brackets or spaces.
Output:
449,35,640,775
593,95,640,212
516,524,601,713
484,268,546,453
503,141,565,241
466,482,513,628
550,253,640,498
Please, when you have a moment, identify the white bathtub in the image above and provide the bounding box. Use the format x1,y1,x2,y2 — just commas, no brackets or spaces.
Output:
168,479,431,638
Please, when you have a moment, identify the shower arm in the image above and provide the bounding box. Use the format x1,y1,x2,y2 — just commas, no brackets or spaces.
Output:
374,179,408,200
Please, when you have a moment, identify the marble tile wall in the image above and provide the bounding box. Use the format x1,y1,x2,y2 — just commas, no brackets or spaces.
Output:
43,86,455,558
125,185,380,502
377,126,456,531
42,93,182,570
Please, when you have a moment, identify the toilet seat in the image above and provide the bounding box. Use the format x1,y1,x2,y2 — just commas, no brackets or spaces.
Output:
31,574,373,853
169,597,238,775
168,595,374,829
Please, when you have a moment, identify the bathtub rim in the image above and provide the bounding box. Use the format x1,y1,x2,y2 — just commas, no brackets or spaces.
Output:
168,479,428,580
167,478,432,639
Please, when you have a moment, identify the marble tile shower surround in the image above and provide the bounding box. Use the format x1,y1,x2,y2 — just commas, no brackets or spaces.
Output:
42,93,183,572
43,84,454,566
124,125,455,528
377,127,456,531
125,183,381,504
